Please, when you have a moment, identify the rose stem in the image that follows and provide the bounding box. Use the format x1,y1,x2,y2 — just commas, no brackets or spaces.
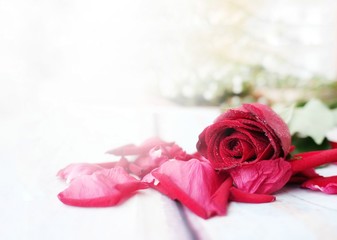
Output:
229,187,276,203
291,148,337,173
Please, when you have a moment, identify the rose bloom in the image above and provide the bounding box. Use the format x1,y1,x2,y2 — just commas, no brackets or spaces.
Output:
197,103,291,170
197,103,293,194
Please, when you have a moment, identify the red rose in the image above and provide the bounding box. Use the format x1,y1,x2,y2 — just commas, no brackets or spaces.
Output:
197,103,291,170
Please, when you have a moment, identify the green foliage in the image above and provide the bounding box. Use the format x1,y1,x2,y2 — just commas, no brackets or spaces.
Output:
291,135,330,154
288,99,335,145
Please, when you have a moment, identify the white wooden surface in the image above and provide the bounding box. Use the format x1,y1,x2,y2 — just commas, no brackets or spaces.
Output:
1,104,337,240
185,165,337,240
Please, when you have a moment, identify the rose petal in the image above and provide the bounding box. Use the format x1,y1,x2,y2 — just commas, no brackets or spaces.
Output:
144,159,230,219
208,177,233,215
229,158,292,194
97,157,129,169
215,104,291,157
229,187,276,203
106,138,189,178
242,103,291,156
301,176,337,194
288,168,322,184
57,158,129,183
57,163,104,183
291,149,337,173
106,137,174,156
58,167,148,207
330,141,337,149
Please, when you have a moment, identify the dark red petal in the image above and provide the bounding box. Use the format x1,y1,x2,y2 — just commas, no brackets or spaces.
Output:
288,176,309,184
299,168,321,178
230,187,275,203
58,167,148,207
301,176,337,194
196,127,208,157
243,103,291,156
216,104,289,158
330,141,337,149
288,168,322,184
291,149,337,173
215,107,252,122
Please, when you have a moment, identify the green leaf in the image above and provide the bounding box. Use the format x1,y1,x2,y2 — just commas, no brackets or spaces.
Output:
288,99,335,145
291,135,330,154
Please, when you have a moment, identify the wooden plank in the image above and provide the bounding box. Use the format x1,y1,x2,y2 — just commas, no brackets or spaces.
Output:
1,104,193,240
184,165,337,240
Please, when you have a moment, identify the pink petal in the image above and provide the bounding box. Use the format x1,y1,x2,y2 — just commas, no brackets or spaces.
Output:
229,158,292,194
106,138,190,178
57,158,129,183
106,137,174,156
57,163,104,182
128,147,173,177
58,167,148,207
230,187,275,203
129,144,191,178
97,157,129,169
144,159,230,219
301,176,337,194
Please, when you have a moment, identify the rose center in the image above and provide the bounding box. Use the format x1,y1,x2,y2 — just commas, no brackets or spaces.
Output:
228,140,242,158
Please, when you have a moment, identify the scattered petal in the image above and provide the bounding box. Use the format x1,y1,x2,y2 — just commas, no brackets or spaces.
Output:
57,158,129,183
106,137,174,156
288,168,322,184
230,187,276,203
57,163,104,183
97,157,130,169
291,149,337,173
229,158,292,194
208,177,233,215
302,176,337,194
106,137,190,178
128,144,190,178
144,159,229,219
58,167,148,207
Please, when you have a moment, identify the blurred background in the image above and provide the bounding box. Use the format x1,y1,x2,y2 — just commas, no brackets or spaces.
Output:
1,0,337,155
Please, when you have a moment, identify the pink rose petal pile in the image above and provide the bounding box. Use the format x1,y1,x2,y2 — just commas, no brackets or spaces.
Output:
57,103,337,219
